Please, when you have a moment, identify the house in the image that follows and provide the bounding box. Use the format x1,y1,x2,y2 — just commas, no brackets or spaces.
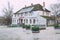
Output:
12,4,51,26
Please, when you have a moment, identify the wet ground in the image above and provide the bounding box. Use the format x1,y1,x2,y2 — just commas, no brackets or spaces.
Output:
0,26,60,40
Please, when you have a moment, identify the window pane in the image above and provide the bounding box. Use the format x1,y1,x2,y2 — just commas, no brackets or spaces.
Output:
30,19,32,23
33,19,35,24
26,19,28,23
24,19,25,23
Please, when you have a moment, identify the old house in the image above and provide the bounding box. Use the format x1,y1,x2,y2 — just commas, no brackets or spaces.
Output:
12,4,51,26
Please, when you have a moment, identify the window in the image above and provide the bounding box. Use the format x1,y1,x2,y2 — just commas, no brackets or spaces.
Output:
33,19,35,24
17,20,19,23
13,19,16,23
15,14,16,17
21,19,23,23
21,13,23,16
29,11,32,16
26,19,28,23
30,11,31,13
25,12,27,16
17,14,19,17
24,19,25,23
14,20,16,23
12,19,14,23
30,19,32,23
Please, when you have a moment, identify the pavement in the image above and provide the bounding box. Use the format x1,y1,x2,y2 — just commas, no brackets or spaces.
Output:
0,26,60,40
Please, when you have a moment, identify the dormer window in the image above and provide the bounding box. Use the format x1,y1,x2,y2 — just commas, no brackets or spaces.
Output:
25,12,27,16
29,11,33,16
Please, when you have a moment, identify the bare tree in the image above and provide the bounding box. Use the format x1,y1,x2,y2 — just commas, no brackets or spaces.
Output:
50,3,60,25
2,2,13,25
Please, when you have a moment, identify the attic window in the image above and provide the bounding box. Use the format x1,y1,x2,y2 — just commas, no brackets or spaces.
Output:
25,12,27,13
25,12,27,16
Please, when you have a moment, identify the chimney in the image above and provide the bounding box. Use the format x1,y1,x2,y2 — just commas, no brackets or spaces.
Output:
43,2,45,10
43,2,45,15
31,3,33,6
43,2,45,7
25,5,26,7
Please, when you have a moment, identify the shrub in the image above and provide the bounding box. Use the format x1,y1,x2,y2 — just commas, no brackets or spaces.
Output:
32,26,40,31
22,24,26,28
54,24,59,28
26,25,31,29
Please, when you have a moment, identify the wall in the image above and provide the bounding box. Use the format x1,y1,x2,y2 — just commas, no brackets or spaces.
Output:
12,10,48,26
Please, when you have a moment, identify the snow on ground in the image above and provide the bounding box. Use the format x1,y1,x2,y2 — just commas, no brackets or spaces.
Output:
0,26,60,40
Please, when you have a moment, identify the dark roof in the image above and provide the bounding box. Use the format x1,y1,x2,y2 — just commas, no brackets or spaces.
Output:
15,4,50,14
32,4,43,11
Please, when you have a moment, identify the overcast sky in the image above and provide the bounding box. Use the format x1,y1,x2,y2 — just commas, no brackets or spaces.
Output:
0,0,58,16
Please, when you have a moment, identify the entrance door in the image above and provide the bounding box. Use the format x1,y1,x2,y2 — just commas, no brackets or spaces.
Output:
20,19,23,23
19,19,23,26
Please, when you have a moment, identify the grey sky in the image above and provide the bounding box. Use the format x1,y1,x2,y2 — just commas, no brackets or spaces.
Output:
0,0,58,16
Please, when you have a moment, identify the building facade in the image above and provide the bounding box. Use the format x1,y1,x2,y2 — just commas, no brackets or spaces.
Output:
12,4,50,26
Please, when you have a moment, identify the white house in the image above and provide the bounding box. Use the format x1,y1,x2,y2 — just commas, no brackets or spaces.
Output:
12,4,50,26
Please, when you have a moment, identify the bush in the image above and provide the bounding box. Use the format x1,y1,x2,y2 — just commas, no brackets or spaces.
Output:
8,24,20,27
54,24,59,28
26,25,31,29
22,24,26,28
32,26,40,31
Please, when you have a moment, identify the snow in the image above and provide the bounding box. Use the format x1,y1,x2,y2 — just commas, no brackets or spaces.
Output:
19,7,34,13
0,26,59,40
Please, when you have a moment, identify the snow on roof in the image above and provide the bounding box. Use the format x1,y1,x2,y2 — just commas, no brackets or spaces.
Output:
15,4,50,14
19,7,34,13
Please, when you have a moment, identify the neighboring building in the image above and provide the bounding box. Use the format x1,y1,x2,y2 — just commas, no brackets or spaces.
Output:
12,4,50,26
